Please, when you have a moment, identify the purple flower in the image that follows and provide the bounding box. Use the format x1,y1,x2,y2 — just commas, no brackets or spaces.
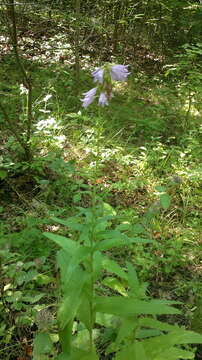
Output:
99,92,109,106
81,87,97,108
92,68,104,83
110,65,130,81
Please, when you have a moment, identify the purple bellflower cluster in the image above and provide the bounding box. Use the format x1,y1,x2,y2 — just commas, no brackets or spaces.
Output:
81,64,130,108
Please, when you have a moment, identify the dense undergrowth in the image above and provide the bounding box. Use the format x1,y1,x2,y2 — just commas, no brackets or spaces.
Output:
0,3,202,360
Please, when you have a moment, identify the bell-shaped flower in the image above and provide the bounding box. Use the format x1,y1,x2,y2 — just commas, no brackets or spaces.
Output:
81,87,97,108
110,65,130,81
98,92,109,106
92,68,104,83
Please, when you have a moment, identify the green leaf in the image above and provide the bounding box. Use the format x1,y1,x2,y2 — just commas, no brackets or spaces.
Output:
81,352,99,360
102,256,127,280
134,342,147,360
103,202,117,216
96,313,116,327
0,170,7,180
102,277,127,296
73,329,94,351
58,246,91,292
158,347,195,360
79,224,91,244
129,237,152,244
127,262,140,298
115,317,138,347
51,217,83,231
43,232,77,254
55,348,85,360
136,328,162,338
16,269,38,285
95,236,151,252
33,332,53,356
139,317,180,332
160,193,171,210
96,229,122,241
56,347,98,360
59,321,73,355
57,245,91,294
115,342,147,360
23,293,45,304
77,294,91,332
95,296,181,317
95,219,109,232
64,246,91,284
143,330,202,359
58,267,87,329
96,229,152,249
35,274,54,285
57,250,71,291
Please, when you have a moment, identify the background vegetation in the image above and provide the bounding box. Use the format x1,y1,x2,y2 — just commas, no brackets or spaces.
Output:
0,0,202,359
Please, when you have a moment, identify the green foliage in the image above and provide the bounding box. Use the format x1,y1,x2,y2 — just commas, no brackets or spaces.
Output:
33,332,54,359
41,203,202,359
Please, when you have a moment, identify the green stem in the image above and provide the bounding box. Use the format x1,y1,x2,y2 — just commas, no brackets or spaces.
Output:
89,241,94,352
88,109,103,353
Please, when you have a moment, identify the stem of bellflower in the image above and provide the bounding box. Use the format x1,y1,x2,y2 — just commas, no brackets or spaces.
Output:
88,106,104,353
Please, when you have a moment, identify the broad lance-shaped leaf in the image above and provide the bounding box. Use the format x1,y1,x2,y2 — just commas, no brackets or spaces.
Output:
57,250,71,291
102,256,128,280
64,246,91,284
95,230,152,251
115,317,138,347
143,330,202,359
95,296,181,316
51,216,84,231
43,232,77,255
95,219,110,232
139,317,181,332
115,342,147,360
127,262,140,298
95,229,122,241
77,294,92,332
56,246,91,292
115,342,194,360
136,328,162,339
95,236,151,251
158,347,195,360
58,267,87,330
59,321,73,356
55,347,98,360
79,224,92,244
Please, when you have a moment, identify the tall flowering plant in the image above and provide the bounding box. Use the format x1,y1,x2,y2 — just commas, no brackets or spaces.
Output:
81,64,130,108
34,62,202,360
